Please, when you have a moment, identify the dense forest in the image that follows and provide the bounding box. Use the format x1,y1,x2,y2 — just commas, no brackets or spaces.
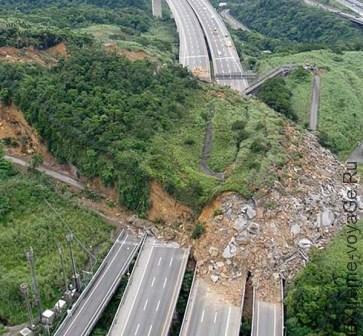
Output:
0,49,198,215
229,0,363,51
286,221,363,335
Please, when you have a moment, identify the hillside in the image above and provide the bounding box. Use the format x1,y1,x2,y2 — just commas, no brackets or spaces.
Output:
257,50,363,159
0,149,113,327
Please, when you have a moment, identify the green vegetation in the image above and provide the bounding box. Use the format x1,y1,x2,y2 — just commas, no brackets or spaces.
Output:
229,0,363,51
0,46,289,215
191,222,206,239
286,220,363,335
0,149,113,325
258,50,363,158
257,77,297,121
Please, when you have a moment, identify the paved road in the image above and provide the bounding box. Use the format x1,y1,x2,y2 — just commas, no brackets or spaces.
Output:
220,9,250,31
152,0,162,18
4,155,84,189
54,232,143,336
251,289,283,336
336,0,363,16
166,0,211,81
348,142,363,163
309,74,320,131
187,0,248,92
108,238,189,336
180,278,242,336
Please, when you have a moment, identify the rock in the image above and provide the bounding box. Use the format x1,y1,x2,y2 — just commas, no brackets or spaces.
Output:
209,246,219,257
211,274,219,283
298,238,312,249
290,224,300,236
247,222,259,235
216,261,225,269
233,215,248,231
245,205,257,219
223,238,237,258
317,208,335,227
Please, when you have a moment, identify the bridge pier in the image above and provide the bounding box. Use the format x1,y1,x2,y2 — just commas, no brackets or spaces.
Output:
152,0,162,18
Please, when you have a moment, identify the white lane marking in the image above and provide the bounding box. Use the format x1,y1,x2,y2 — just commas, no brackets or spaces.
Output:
134,323,140,335
156,299,161,312
158,257,162,266
119,244,154,336
143,299,149,311
201,309,205,323
163,277,168,289
147,325,153,336
60,234,129,336
151,276,156,287
224,306,232,336
214,312,218,324
169,257,174,267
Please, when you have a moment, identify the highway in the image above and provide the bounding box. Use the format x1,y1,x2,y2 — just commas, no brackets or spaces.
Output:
187,0,248,92
180,278,243,336
54,232,143,336
108,238,189,336
251,288,284,336
166,0,211,81
336,0,363,16
309,73,320,131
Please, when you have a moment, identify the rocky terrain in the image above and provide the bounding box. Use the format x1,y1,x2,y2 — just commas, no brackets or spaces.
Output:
191,125,354,303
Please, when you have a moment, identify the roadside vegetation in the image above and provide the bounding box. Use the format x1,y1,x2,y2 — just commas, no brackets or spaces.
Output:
257,50,363,159
0,148,113,326
228,0,363,51
286,220,363,335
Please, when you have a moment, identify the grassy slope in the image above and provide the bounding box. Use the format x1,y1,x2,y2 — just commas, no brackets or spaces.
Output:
258,50,363,159
78,19,178,62
145,85,287,209
0,168,113,325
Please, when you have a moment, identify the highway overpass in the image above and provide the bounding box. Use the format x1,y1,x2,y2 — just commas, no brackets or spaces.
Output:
187,0,248,92
251,282,284,336
166,0,211,81
54,231,144,336
180,276,246,336
107,237,189,336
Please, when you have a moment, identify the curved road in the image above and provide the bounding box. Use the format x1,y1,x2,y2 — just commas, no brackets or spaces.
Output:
166,0,211,81
187,0,248,92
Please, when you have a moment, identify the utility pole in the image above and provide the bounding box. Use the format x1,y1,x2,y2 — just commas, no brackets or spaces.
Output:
58,244,68,292
20,283,34,329
66,233,81,292
26,248,42,321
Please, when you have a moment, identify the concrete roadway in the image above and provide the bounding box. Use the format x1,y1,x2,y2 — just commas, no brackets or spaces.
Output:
187,0,248,92
309,74,320,131
166,0,211,81
54,232,143,336
251,290,283,336
180,278,242,336
108,238,189,336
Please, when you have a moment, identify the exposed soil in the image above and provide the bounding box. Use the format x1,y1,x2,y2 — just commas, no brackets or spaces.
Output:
0,43,67,66
104,43,151,61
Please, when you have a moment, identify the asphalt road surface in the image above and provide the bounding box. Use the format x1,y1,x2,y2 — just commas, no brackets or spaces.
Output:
187,0,248,92
54,232,142,336
108,238,189,336
180,278,242,336
251,291,283,336
309,74,320,131
166,0,211,81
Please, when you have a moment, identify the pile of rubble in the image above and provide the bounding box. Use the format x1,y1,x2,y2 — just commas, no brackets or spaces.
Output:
193,127,357,302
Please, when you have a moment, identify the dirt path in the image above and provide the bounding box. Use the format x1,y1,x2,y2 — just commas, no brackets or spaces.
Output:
200,113,224,180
